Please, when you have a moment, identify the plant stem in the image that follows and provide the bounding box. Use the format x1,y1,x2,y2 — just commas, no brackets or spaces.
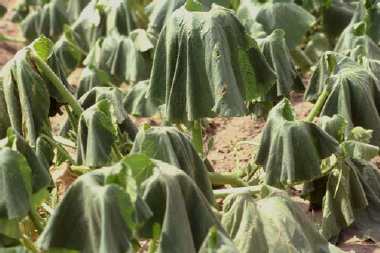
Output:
40,134,74,163
0,33,26,43
191,120,204,156
213,186,261,198
28,208,44,234
305,86,331,122
30,52,83,117
208,172,248,187
290,47,313,73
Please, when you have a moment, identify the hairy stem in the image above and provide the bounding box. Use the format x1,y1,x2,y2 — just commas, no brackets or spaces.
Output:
305,86,331,122
30,52,83,117
213,186,261,198
208,172,248,187
191,120,204,156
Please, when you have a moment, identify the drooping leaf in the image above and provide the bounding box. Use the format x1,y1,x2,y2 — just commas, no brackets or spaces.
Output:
37,155,154,253
53,30,85,77
319,115,347,142
255,99,339,187
146,0,230,35
0,146,49,244
335,25,380,61
66,0,91,22
306,115,380,242
257,29,304,99
62,1,106,54
84,31,153,84
123,80,158,117
321,158,368,241
76,100,118,167
140,160,225,253
305,52,380,146
321,1,356,42
20,0,69,42
79,87,138,139
237,0,316,49
0,148,32,221
1,130,52,193
198,227,239,253
131,126,214,203
304,33,331,64
148,5,276,123
353,160,380,243
0,37,71,145
221,186,344,253
98,0,138,36
76,66,112,99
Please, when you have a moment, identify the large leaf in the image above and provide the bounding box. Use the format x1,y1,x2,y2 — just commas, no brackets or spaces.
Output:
321,1,355,42
305,115,380,242
52,32,85,77
64,1,106,54
257,29,304,99
306,52,380,146
37,155,154,253
148,4,276,123
76,100,118,167
255,99,339,187
0,37,71,145
140,160,224,253
198,227,239,253
79,87,138,139
20,0,69,41
66,0,91,22
353,160,380,243
1,130,52,193
146,0,230,35
321,158,368,241
0,146,49,244
124,80,158,117
84,31,153,84
131,126,214,203
221,186,344,253
76,66,112,99
335,25,380,60
237,0,315,49
98,0,138,36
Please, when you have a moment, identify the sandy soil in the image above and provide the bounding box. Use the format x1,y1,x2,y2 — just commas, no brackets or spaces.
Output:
0,1,379,252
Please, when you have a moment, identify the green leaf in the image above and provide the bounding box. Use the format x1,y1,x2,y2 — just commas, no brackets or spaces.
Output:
31,35,54,61
140,160,223,253
21,0,69,42
147,4,276,122
306,52,380,146
124,80,157,117
257,29,304,99
341,141,379,161
131,126,214,203
37,156,153,253
84,33,152,84
221,187,344,252
199,227,239,253
237,0,315,49
255,99,339,187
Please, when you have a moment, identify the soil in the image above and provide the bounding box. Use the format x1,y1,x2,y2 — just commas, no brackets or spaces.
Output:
0,0,379,252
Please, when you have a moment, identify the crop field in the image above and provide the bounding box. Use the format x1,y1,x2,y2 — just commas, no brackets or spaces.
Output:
1,0,380,252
